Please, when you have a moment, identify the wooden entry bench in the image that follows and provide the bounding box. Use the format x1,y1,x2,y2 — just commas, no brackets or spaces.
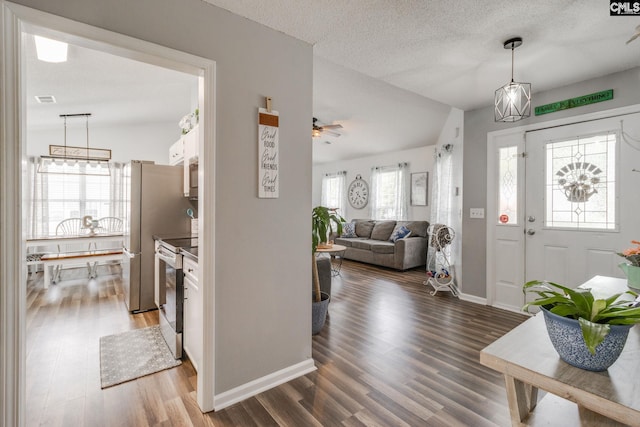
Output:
40,249,123,288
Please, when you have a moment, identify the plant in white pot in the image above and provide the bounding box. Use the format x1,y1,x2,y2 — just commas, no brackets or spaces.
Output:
311,206,344,335
523,280,640,371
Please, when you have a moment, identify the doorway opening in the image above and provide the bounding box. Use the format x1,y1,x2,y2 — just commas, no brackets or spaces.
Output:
0,3,216,423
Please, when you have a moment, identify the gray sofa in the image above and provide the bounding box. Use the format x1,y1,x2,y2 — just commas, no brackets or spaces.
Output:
334,219,429,271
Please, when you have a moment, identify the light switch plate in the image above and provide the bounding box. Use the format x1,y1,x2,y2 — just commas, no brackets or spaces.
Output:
470,208,485,219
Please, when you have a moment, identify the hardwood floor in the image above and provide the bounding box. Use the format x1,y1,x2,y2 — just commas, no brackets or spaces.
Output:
26,260,527,426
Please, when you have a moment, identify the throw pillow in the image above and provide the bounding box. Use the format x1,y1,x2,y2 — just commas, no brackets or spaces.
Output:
341,222,357,238
389,225,412,242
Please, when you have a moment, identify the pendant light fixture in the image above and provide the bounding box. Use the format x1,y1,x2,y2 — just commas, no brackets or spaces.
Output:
494,37,531,122
37,113,111,176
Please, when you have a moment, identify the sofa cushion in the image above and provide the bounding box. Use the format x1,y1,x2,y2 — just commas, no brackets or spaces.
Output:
397,221,428,238
370,220,396,241
341,222,357,238
389,225,412,242
351,240,374,250
354,220,375,238
370,241,395,254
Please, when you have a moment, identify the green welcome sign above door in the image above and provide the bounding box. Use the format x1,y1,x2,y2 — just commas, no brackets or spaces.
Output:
535,89,614,116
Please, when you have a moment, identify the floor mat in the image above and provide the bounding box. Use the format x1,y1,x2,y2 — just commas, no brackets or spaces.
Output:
99,325,181,388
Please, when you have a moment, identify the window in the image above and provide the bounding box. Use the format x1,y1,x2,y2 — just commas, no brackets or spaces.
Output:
545,132,617,230
498,145,518,225
27,158,124,237
370,163,409,220
321,171,346,217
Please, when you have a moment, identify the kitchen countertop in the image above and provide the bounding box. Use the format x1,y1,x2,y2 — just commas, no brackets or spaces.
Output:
181,247,198,262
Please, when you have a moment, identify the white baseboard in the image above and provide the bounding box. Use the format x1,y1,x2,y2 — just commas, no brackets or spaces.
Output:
213,358,316,411
491,302,527,315
458,292,487,305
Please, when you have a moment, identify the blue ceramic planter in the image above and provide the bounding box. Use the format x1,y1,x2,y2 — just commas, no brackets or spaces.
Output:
541,307,633,371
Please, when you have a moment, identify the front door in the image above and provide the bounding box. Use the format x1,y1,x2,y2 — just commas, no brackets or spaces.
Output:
487,109,640,312
524,114,640,288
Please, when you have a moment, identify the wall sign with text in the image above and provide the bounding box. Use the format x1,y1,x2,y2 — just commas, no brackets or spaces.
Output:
258,107,279,198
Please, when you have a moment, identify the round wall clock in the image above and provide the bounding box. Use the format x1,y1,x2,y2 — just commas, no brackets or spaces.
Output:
348,175,369,209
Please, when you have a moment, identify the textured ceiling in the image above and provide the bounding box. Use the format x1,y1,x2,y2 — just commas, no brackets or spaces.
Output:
204,0,640,111
25,1,640,165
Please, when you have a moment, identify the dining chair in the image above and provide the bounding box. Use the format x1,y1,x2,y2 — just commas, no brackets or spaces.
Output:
51,218,92,283
96,217,123,233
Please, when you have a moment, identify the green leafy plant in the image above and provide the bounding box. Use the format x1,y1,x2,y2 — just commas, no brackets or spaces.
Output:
523,280,640,354
311,206,344,302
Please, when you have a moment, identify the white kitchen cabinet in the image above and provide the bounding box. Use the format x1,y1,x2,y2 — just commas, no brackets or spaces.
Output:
169,138,184,165
183,256,202,371
183,124,198,162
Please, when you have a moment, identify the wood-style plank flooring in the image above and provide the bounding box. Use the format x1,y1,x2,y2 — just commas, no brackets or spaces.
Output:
26,260,527,426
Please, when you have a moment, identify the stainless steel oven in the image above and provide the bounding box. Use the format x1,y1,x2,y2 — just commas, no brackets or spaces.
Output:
155,239,185,358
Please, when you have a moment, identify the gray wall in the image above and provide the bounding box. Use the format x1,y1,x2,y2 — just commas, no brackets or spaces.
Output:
463,67,640,299
14,0,313,394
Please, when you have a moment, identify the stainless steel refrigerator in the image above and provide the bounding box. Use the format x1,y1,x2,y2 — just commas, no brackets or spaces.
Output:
122,161,191,312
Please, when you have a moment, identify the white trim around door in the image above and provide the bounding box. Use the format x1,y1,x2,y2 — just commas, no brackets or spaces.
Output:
0,2,217,423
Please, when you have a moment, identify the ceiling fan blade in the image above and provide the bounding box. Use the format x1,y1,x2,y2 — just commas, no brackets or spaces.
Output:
321,124,343,130
323,129,341,137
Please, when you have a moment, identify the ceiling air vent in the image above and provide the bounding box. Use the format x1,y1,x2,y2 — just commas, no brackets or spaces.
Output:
35,95,57,104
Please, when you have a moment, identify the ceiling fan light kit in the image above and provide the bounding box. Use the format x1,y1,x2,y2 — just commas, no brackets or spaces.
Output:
494,37,531,123
312,117,343,138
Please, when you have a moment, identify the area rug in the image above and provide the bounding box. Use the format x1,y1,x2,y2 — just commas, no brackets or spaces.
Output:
99,325,181,388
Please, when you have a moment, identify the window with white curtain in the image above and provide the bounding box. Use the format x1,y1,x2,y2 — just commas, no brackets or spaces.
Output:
369,163,409,220
321,171,347,217
27,157,124,237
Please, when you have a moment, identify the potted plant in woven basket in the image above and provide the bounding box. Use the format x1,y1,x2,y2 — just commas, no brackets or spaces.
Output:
311,206,344,334
523,280,640,371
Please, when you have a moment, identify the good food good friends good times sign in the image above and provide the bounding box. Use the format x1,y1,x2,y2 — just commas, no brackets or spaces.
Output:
258,107,279,198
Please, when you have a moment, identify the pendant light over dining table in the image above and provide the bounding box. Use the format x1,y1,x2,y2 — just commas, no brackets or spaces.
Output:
494,37,531,122
37,113,111,176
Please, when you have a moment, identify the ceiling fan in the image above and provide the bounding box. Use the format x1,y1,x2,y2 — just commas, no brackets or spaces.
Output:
312,117,342,138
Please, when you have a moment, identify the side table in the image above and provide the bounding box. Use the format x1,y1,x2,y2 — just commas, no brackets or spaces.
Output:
316,244,347,277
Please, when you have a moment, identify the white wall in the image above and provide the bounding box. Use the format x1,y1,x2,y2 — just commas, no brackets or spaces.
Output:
313,145,435,222
27,121,182,164
14,0,314,400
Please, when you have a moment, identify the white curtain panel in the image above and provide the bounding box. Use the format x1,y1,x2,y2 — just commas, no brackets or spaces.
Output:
369,163,409,220
430,146,453,229
321,171,346,217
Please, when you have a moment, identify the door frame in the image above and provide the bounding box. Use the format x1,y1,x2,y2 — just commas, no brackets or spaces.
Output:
0,2,217,423
486,104,640,311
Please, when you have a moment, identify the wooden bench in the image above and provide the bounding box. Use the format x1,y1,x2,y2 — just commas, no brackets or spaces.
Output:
40,249,123,288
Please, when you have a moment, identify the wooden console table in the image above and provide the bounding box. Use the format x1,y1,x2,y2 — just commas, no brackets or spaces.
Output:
480,276,640,426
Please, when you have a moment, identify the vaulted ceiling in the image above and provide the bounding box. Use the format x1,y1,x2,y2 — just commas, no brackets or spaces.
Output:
26,1,640,165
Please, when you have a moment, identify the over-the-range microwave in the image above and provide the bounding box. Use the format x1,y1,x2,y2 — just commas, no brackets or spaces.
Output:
188,160,198,199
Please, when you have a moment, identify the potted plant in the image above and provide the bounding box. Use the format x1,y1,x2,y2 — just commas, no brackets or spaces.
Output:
311,206,344,334
523,280,640,371
617,240,640,289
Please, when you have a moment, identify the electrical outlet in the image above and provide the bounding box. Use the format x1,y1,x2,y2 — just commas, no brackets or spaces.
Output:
470,208,485,219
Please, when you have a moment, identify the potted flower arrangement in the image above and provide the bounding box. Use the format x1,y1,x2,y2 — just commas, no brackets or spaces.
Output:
311,206,344,334
523,280,640,371
617,240,640,289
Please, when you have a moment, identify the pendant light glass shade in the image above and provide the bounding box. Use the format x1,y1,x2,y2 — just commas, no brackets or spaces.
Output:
494,37,531,122
37,113,111,176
